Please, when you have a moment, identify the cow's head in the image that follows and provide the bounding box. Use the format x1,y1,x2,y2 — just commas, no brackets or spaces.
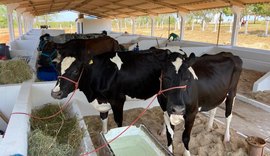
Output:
37,34,59,67
162,53,198,125
51,56,87,99
37,33,51,51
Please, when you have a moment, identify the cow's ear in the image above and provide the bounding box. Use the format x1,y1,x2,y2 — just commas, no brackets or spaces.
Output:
44,34,51,41
187,53,196,66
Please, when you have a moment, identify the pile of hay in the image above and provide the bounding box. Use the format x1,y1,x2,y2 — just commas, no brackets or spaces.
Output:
29,104,84,156
0,60,33,84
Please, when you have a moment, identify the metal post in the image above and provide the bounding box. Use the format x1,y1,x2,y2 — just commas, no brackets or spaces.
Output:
6,4,19,42
150,15,155,37
216,12,222,46
179,11,187,41
231,5,243,46
131,17,136,35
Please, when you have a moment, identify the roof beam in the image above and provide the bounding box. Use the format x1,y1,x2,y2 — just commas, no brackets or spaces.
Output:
49,0,54,12
70,0,94,10
76,8,108,18
28,0,38,15
180,0,217,6
110,1,157,15
148,0,190,13
0,0,25,4
221,0,244,7
62,0,74,10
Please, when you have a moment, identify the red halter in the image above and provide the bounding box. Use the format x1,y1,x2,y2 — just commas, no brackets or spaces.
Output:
57,68,84,90
158,71,187,96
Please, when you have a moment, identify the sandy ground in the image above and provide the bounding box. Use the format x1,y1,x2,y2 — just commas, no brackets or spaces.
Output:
83,68,270,156
84,107,270,156
238,69,270,105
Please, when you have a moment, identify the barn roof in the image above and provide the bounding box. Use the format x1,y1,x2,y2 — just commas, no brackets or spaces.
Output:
1,0,270,18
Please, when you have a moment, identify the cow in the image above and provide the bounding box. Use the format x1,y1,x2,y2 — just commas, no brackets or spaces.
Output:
37,32,108,67
159,52,242,156
37,35,120,67
50,49,178,136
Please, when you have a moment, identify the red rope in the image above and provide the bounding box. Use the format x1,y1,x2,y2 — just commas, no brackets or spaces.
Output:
80,85,186,156
11,68,84,120
11,67,186,155
11,90,77,120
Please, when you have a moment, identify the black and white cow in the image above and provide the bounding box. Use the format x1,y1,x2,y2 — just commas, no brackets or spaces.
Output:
159,52,242,156
51,49,175,135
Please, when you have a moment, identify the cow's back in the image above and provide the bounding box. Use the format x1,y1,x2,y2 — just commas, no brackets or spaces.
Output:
116,50,169,99
193,52,242,111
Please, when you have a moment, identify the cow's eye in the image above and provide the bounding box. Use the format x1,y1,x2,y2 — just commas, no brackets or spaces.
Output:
73,70,79,75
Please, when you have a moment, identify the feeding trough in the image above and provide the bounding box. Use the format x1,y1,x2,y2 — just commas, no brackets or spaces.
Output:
99,124,173,156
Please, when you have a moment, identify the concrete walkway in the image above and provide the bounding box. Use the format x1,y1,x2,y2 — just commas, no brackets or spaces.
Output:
210,99,270,151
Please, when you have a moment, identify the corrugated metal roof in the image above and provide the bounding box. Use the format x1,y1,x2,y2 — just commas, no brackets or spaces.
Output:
0,0,270,18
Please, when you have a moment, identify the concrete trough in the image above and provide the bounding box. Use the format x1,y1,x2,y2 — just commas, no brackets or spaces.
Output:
0,82,96,156
99,125,173,156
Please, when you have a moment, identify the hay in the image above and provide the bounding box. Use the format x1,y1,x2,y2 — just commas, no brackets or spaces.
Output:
29,104,84,156
0,60,33,84
29,129,74,156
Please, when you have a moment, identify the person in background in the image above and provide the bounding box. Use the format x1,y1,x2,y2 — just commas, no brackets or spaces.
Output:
168,33,179,41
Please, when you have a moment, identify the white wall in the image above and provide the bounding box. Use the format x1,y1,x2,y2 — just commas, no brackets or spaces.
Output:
81,18,112,34
129,39,167,50
42,29,65,36
253,71,270,92
10,40,39,51
0,84,21,131
115,35,140,44
209,46,270,72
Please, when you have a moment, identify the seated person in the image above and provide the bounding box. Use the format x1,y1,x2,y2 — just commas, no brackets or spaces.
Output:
168,33,179,41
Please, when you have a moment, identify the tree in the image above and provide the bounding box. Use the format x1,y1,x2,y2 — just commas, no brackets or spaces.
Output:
222,7,233,16
0,5,7,28
250,3,265,24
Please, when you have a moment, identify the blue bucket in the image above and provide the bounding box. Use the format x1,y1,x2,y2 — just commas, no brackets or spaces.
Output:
37,66,58,81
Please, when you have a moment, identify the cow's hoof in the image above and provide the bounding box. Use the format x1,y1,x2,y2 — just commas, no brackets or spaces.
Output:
183,149,191,156
207,126,212,132
158,128,166,136
223,136,230,143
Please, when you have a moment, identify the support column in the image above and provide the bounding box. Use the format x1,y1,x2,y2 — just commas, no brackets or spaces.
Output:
244,18,249,34
119,19,122,32
16,8,25,37
6,4,19,42
231,5,243,46
131,17,136,35
23,12,31,33
150,15,155,37
76,13,84,34
265,17,269,36
178,11,187,41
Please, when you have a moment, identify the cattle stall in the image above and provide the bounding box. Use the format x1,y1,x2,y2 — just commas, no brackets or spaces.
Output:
0,28,270,155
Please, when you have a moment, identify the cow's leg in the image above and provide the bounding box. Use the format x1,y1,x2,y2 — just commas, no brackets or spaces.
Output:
224,93,235,142
111,97,125,127
207,107,217,131
157,96,174,151
160,122,167,136
164,112,175,152
100,112,109,133
182,113,196,156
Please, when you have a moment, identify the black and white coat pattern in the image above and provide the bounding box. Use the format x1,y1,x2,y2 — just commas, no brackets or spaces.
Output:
159,52,243,156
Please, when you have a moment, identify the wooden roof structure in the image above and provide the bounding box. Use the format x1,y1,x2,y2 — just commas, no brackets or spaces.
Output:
1,0,270,18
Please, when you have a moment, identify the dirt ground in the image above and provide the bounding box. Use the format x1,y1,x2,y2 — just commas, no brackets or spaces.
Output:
84,107,270,156
238,69,270,105
83,68,270,156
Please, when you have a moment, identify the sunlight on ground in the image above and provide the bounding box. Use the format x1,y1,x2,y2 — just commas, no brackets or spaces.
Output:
1,23,269,51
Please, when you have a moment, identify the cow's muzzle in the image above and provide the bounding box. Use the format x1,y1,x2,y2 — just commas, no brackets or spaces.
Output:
170,105,185,115
51,90,64,99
